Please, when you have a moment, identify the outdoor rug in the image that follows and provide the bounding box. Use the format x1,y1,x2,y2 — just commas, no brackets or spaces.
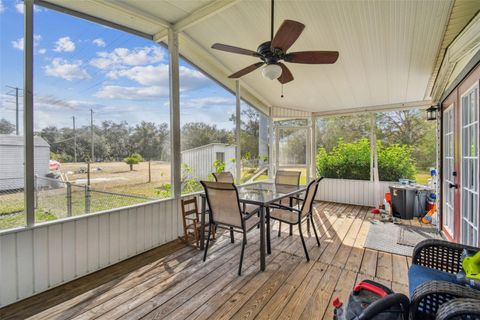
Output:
364,220,442,256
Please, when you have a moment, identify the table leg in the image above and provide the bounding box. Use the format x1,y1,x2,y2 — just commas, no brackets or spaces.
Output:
260,205,266,271
200,196,206,250
266,206,271,254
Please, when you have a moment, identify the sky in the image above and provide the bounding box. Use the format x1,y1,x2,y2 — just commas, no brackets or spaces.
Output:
0,0,239,133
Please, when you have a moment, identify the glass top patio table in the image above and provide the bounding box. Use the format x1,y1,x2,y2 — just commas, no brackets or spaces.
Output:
199,181,307,272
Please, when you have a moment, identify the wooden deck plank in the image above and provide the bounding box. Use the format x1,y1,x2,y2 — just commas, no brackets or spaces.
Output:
0,202,434,320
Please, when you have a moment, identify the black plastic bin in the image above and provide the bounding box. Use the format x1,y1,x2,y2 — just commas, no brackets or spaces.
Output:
389,186,416,219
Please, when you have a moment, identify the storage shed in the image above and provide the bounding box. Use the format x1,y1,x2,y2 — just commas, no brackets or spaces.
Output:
0,135,50,191
181,143,236,181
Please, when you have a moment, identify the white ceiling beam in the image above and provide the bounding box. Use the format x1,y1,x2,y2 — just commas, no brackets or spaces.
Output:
94,0,171,28
154,0,239,42
312,100,432,117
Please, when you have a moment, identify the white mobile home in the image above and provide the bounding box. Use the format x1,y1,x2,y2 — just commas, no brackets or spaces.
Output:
181,143,236,181
0,135,50,191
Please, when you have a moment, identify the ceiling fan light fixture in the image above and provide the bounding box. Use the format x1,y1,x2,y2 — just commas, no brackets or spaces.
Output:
262,64,282,80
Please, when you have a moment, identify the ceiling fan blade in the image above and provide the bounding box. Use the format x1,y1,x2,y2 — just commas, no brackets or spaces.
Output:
211,43,261,57
277,62,293,84
284,51,339,64
271,20,305,52
228,62,264,78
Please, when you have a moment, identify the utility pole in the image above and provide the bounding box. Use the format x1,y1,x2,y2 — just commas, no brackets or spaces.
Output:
90,108,94,162
5,85,23,135
72,116,77,163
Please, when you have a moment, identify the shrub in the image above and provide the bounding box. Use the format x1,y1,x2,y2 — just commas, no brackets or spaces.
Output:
316,138,415,181
124,153,143,171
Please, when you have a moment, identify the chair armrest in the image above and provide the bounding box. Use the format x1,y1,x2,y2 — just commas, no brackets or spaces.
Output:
357,293,409,320
268,203,301,213
412,239,478,274
410,281,480,320
436,298,480,320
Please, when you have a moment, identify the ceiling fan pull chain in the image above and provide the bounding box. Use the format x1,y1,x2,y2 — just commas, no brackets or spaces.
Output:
281,84,284,98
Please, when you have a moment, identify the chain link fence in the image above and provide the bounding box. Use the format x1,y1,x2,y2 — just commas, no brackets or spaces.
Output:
1,176,154,230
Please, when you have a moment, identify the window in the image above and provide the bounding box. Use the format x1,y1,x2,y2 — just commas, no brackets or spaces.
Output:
180,58,235,194
216,152,225,163
239,101,269,183
18,4,170,225
376,109,435,183
0,1,25,230
315,114,371,180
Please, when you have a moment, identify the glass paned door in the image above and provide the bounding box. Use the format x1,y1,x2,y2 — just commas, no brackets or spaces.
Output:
275,126,310,183
461,85,479,247
443,104,455,236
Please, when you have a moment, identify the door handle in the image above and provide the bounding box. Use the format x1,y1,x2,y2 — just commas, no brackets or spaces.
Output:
449,183,458,189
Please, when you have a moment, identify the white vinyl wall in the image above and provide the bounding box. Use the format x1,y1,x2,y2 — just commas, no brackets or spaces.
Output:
0,197,184,307
316,178,393,207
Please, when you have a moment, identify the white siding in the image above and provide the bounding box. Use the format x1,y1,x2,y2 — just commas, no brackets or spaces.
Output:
0,136,50,191
315,178,393,207
0,197,184,307
181,143,236,180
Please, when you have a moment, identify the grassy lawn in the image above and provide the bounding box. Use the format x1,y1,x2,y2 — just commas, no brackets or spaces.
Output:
415,170,431,185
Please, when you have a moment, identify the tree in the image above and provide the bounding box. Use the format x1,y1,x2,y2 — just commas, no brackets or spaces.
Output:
377,110,436,170
230,107,260,159
130,121,169,160
181,122,233,150
125,153,143,171
0,118,15,134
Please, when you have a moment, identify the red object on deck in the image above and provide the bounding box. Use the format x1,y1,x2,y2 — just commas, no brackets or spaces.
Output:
354,281,388,298
385,192,391,204
371,208,380,214
332,297,343,309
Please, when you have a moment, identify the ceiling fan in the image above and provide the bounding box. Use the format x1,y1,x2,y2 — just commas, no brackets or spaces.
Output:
211,0,339,84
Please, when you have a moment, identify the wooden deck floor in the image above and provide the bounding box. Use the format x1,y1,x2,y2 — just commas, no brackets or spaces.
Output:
0,202,429,320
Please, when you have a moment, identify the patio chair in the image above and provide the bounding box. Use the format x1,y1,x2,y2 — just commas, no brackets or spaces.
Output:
274,170,301,236
201,181,261,275
212,171,234,183
408,239,480,319
212,171,259,237
268,177,323,261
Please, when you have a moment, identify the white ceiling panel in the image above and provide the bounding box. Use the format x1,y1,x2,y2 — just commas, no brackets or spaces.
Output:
185,0,453,112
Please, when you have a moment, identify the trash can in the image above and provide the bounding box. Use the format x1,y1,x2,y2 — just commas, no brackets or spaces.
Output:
389,185,416,219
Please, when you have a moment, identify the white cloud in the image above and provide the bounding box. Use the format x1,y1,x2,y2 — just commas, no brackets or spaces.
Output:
92,38,106,47
182,96,233,109
0,1,5,13
15,1,43,14
38,48,46,54
11,34,42,51
90,46,164,70
53,36,75,52
44,58,90,81
95,85,169,100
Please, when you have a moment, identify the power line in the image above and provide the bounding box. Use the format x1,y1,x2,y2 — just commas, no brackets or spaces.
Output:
5,86,24,135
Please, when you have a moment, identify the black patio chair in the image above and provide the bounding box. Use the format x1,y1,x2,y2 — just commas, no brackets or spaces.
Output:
268,177,323,261
201,181,260,275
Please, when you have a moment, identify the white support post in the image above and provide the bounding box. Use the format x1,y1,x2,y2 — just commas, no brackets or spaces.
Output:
370,113,380,207
235,80,241,183
168,29,181,198
24,0,35,227
306,118,312,182
268,110,274,179
311,116,317,179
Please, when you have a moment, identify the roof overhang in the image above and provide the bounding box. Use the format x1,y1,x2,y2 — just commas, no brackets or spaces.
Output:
38,0,480,115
